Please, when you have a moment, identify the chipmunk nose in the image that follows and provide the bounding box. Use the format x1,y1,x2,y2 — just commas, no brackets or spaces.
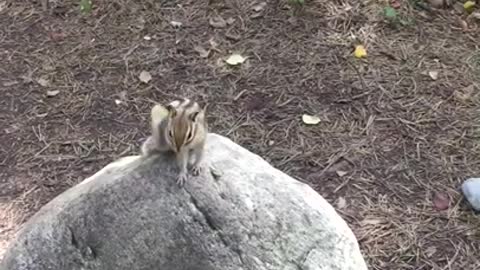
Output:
176,144,182,152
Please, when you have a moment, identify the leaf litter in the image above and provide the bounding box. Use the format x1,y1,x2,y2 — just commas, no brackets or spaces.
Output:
225,54,246,66
139,71,152,83
194,46,210,58
46,90,60,97
302,114,321,125
209,16,227,28
37,78,49,87
3,1,480,269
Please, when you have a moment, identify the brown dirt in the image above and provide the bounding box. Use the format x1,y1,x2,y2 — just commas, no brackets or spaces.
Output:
1,0,480,268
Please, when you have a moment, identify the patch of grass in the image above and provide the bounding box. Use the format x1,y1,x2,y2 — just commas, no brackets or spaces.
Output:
467,51,480,79
409,0,429,11
288,0,305,6
79,0,92,14
287,0,305,15
383,5,415,28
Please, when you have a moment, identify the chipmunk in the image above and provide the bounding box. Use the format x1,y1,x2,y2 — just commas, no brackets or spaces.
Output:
141,98,208,186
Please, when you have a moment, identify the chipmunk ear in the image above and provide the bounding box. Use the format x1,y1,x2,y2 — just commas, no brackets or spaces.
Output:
166,104,177,117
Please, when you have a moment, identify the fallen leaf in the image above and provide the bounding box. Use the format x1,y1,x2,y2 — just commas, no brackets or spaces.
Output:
268,140,274,146
390,0,401,9
251,12,264,19
252,2,267,12
42,64,55,71
428,70,439,80
433,191,449,211
114,99,123,105
225,54,246,66
354,45,367,58
209,16,227,28
46,90,60,97
226,17,236,25
325,159,350,173
48,31,66,42
469,12,480,20
336,170,348,177
21,75,33,83
428,0,445,8
302,114,321,125
226,31,241,41
454,85,475,102
37,78,49,87
143,35,152,40
170,21,183,27
336,197,347,209
209,39,219,49
119,90,127,100
79,0,92,13
4,124,20,134
464,1,475,13
384,6,397,20
194,46,209,58
424,246,437,258
139,71,152,83
459,18,469,31
215,58,225,67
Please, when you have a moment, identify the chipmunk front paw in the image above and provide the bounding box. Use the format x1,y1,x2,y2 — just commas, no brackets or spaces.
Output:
176,172,188,187
191,165,203,176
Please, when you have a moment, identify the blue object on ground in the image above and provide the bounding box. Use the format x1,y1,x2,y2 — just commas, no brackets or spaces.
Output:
462,178,480,211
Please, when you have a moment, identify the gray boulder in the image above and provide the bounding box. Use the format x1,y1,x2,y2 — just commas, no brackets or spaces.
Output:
0,133,368,270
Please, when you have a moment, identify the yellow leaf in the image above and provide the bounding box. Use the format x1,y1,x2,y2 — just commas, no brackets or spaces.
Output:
302,114,321,125
464,1,475,12
354,45,367,58
225,54,246,66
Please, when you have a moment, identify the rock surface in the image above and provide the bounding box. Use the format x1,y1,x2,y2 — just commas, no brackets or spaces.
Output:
0,133,368,270
462,178,480,211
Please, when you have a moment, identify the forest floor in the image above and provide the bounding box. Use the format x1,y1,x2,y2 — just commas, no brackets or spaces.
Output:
1,0,479,268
